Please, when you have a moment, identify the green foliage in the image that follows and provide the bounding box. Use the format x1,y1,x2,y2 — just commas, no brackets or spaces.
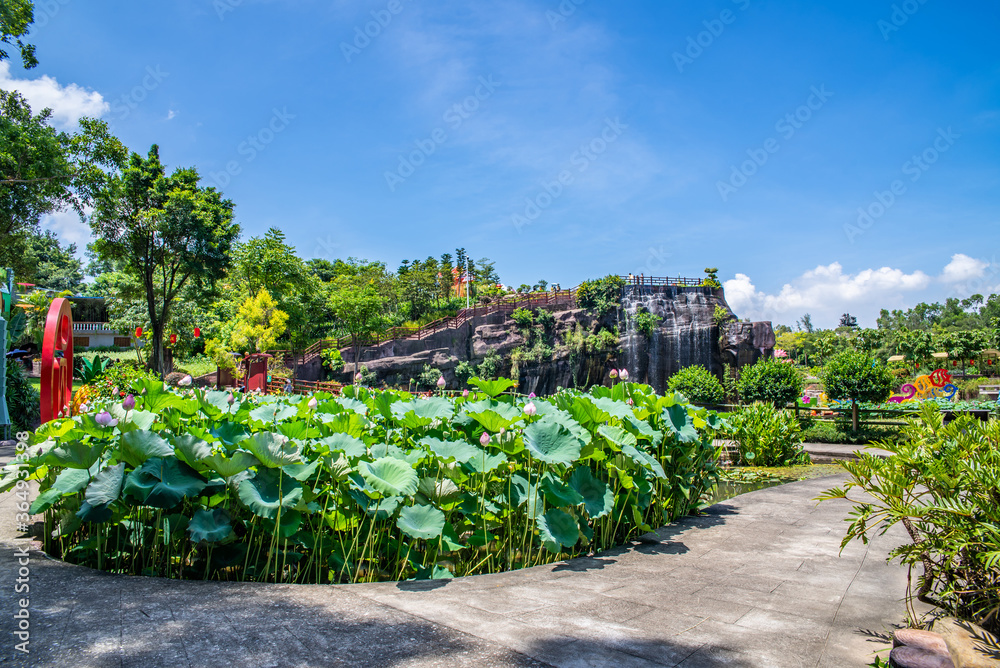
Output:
798,421,901,446
75,355,112,384
632,311,660,337
713,305,731,328
667,366,725,405
453,360,475,383
820,406,1000,635
320,347,344,374
477,349,504,380
736,358,803,407
229,289,289,354
417,364,442,389
701,267,721,289
0,0,37,68
576,275,624,317
83,362,160,404
9,380,721,584
511,307,534,330
822,351,894,405
535,308,555,332
724,403,809,466
5,362,38,431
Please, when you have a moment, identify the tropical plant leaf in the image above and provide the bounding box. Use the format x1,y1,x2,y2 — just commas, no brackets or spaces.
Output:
123,457,208,508
210,421,250,446
467,376,516,397
396,503,446,540
203,450,258,478
188,508,233,543
523,418,582,466
463,448,508,474
318,433,367,459
537,508,580,550
85,463,125,506
42,440,103,469
237,468,303,519
622,444,667,479
360,457,419,497
663,404,699,443
30,465,96,514
568,466,614,518
540,472,584,508
243,432,301,468
419,437,478,463
249,403,298,424
171,434,212,468
119,430,174,468
598,425,638,449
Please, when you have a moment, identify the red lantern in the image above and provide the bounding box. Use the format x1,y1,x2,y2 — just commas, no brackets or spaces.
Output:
170,334,177,345
952,360,957,367
194,327,201,338
135,327,143,338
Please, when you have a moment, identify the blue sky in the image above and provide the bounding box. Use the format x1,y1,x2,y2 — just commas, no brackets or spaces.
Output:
4,0,999,328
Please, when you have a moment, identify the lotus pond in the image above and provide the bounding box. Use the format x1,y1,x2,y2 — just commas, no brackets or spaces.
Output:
6,377,726,584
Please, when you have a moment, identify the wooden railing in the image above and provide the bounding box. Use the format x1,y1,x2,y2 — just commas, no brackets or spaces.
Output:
620,276,704,287
267,377,344,396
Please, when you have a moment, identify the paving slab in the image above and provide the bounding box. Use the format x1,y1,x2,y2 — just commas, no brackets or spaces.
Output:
0,441,915,667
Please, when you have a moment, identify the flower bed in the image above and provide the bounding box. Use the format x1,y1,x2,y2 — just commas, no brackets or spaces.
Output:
5,377,722,584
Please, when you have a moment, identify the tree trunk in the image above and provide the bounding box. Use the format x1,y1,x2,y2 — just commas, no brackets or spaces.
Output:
852,400,859,434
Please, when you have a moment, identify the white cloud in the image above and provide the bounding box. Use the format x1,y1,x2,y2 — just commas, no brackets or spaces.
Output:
941,253,989,283
41,209,92,252
166,109,177,120
721,257,999,328
0,61,108,129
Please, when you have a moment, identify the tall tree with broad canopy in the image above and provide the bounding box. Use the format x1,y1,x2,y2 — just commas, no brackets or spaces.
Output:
328,277,385,375
89,146,239,375
0,0,37,68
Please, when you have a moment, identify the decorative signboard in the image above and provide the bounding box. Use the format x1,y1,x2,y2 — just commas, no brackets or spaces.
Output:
41,298,74,423
888,368,957,403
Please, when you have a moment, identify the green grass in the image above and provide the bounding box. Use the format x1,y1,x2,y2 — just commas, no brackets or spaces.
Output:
28,377,40,393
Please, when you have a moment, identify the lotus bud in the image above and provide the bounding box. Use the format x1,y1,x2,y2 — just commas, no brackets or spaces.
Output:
626,398,634,406
500,428,506,436
227,392,235,405
437,376,446,388
480,432,490,446
462,389,469,398
355,373,363,383
524,402,537,416
528,392,536,398
307,396,318,410
122,394,136,411
609,369,618,378
95,411,118,428
79,404,90,413
619,369,629,381
178,374,193,387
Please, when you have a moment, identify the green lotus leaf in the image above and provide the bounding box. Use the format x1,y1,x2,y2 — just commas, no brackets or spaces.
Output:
391,397,455,425
278,420,317,441
568,466,614,519
663,404,699,443
237,467,303,519
29,463,98,514
622,444,667,479
76,501,113,523
411,563,455,581
203,450,259,478
318,433,367,459
282,460,320,481
540,472,584,508
463,448,508,474
171,434,212,468
419,437,478,463
466,377,516,397
624,415,660,441
210,421,250,446
123,457,208,508
360,457,418,497
598,425,638,449
42,440,103,469
418,476,461,501
510,473,544,519
119,430,174,468
334,397,369,415
110,406,157,430
539,411,592,447
249,403,298,424
537,508,581,550
523,418,582,466
199,390,234,412
243,431,301,468
591,396,635,420
568,396,611,425
187,508,233,543
85,463,125,506
396,503,446,540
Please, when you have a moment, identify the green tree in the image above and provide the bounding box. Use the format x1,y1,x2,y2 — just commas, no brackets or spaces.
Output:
937,329,989,376
328,278,385,374
823,350,895,431
89,146,239,375
0,91,125,269
736,358,803,407
0,0,37,68
230,289,288,353
21,229,85,292
667,365,725,404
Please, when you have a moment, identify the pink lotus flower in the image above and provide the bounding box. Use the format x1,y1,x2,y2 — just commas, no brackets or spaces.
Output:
178,375,193,387
626,398,633,406
95,411,118,428
619,369,629,381
79,404,90,413
480,432,490,446
227,393,235,405
307,396,318,410
775,349,789,358
437,376,446,388
462,389,469,398
609,369,619,378
528,392,536,399
122,395,135,411
355,373,363,383
524,402,537,416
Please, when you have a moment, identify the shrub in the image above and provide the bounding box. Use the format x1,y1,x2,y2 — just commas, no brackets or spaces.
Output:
633,311,660,337
8,379,721,585
454,360,475,383
477,349,504,380
737,358,803,407
417,364,442,389
823,351,894,407
724,402,809,466
320,347,344,374
577,275,625,317
84,362,161,403
511,307,534,330
668,365,725,404
5,363,39,432
821,406,1000,635
535,309,555,332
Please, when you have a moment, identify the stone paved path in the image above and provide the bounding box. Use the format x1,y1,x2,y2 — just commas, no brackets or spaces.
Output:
0,451,911,666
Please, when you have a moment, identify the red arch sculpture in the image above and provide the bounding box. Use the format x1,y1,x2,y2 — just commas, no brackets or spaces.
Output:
41,297,73,423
